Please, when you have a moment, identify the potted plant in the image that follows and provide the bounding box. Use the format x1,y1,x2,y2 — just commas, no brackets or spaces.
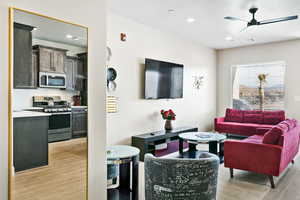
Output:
161,109,176,131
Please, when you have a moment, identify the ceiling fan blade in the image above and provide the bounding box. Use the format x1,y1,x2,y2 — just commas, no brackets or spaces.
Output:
259,15,298,25
224,16,248,22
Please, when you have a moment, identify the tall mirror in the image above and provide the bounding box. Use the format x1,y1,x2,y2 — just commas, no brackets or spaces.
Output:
9,8,88,200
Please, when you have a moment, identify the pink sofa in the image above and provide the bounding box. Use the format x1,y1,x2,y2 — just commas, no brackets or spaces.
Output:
224,119,300,188
215,109,285,137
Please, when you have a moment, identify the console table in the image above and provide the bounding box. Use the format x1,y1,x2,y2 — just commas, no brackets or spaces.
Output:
132,126,198,161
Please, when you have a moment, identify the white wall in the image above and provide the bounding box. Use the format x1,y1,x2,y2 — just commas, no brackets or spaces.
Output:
217,40,300,121
0,1,107,200
107,13,217,145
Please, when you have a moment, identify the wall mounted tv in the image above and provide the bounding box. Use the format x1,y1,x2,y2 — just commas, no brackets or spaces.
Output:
144,58,184,99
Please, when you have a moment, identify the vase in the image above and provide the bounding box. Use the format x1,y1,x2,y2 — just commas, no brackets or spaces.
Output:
164,120,173,131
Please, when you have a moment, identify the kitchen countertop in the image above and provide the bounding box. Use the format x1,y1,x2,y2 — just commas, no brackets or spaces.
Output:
71,106,88,109
13,111,51,118
23,107,44,111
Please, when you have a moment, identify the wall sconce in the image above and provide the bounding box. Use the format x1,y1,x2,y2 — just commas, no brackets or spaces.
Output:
193,76,204,89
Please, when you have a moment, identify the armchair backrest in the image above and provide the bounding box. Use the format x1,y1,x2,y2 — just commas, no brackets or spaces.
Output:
144,153,219,200
279,124,300,173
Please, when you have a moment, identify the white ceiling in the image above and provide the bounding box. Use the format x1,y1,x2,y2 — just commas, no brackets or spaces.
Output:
109,0,300,49
14,10,87,48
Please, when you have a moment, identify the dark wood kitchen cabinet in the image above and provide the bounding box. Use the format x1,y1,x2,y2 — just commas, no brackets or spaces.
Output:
33,45,67,74
65,54,87,91
14,23,37,89
72,108,87,138
77,53,87,78
65,56,77,90
13,116,49,172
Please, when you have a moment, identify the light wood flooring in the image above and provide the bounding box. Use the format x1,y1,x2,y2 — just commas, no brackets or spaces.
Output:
12,139,300,200
13,138,87,200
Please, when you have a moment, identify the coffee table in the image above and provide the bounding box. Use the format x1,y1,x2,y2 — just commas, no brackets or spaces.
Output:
178,132,226,163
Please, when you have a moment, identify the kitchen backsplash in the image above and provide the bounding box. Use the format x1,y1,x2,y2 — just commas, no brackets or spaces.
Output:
13,88,77,110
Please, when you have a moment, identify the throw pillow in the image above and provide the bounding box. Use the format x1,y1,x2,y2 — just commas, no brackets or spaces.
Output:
262,127,284,145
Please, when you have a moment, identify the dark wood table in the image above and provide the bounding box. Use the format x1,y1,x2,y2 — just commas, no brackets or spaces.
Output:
132,126,198,161
178,132,226,163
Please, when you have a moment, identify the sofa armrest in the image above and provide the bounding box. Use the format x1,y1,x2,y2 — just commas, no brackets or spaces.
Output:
255,127,272,135
215,117,225,123
224,140,282,176
214,117,225,132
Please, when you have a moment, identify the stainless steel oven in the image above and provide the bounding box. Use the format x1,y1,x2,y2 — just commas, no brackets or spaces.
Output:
48,112,72,142
39,72,66,89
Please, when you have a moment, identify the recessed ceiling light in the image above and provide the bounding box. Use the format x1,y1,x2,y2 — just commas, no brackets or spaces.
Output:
73,37,79,41
186,17,195,23
168,9,175,14
66,34,73,39
33,27,38,31
225,36,234,41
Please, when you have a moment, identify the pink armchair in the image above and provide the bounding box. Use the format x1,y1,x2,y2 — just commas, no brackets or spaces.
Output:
224,119,300,188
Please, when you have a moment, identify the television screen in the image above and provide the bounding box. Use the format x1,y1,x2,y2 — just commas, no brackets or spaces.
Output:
145,58,184,99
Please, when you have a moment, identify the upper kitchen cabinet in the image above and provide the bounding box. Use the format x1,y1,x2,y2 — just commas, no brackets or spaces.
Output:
65,53,87,91
14,23,37,89
33,45,67,74
77,53,87,78
65,56,77,90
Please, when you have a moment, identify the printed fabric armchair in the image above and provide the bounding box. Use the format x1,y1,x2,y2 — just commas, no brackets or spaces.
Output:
144,152,219,200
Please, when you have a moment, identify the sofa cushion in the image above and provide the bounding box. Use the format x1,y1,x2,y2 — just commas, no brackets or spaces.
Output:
244,113,263,124
217,121,273,137
263,127,283,145
225,108,244,123
263,111,285,125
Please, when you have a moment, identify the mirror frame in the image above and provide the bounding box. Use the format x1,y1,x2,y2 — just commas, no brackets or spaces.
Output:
8,7,89,200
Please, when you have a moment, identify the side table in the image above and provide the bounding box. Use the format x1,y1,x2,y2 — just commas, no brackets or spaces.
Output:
107,145,140,200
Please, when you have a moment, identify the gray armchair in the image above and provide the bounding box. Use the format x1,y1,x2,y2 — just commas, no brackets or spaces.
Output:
144,152,219,200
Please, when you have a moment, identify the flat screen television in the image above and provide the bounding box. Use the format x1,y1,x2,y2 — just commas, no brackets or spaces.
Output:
145,58,184,99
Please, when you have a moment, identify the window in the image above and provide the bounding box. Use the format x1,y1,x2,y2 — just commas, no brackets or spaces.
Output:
232,62,285,110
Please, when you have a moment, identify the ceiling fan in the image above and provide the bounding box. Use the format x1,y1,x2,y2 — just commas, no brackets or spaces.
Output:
225,7,298,31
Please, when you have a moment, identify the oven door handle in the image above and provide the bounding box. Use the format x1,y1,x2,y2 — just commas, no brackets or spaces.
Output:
50,112,72,115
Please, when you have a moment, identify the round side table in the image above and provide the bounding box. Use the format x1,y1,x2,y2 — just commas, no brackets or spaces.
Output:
107,145,140,200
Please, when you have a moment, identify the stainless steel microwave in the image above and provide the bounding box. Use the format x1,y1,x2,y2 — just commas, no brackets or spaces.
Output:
39,72,66,89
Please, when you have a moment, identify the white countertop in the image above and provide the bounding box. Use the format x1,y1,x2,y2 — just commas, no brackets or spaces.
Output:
71,106,88,109
23,107,44,111
13,111,51,118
